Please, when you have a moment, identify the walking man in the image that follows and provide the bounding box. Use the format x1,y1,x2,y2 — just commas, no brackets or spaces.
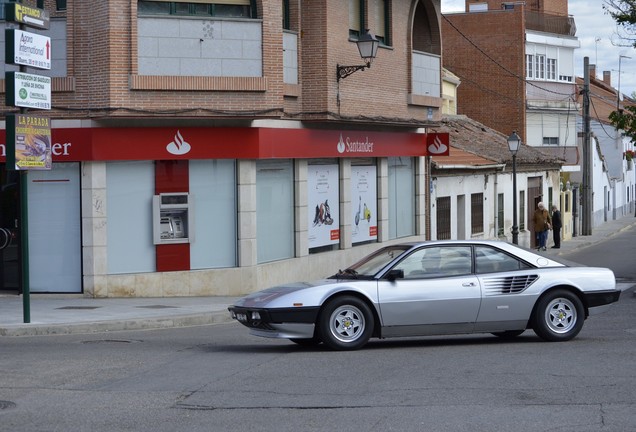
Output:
532,202,551,251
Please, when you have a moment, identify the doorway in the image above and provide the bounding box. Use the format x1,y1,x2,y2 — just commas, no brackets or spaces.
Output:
0,167,21,293
0,163,82,294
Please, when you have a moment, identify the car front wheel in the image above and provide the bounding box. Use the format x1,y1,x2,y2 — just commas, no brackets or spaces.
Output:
318,296,373,351
533,289,584,342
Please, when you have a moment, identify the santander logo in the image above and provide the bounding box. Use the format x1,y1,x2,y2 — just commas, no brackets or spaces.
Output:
166,130,192,156
427,133,449,155
337,134,346,153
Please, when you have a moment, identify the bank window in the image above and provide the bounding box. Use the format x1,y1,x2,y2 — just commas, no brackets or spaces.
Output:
138,1,256,18
189,160,237,269
107,162,156,274
388,157,415,239
256,160,295,263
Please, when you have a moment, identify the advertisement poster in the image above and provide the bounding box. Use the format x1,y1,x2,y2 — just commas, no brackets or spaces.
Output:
308,165,339,248
5,71,52,110
5,114,52,170
351,166,377,244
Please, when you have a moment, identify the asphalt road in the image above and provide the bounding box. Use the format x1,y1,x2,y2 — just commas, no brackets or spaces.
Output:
1,229,635,432
558,220,636,282
1,294,635,431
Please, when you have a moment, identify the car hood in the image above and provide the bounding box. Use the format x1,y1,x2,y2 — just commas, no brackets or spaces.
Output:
233,279,356,308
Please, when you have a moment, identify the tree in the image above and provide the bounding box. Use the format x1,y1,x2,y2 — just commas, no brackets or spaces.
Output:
604,1,636,47
605,2,636,144
609,107,636,145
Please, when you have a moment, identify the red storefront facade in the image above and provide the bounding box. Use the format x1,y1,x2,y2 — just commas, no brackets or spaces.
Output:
0,124,448,297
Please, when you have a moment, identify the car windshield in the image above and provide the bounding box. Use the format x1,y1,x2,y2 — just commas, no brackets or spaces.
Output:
332,245,411,278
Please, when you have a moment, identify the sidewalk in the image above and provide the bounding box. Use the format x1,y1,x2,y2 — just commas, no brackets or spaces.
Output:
1,214,635,337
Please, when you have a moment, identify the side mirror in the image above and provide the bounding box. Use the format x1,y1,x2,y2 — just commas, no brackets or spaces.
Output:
386,269,404,282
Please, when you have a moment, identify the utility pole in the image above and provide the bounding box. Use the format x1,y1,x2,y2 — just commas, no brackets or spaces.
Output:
581,57,592,236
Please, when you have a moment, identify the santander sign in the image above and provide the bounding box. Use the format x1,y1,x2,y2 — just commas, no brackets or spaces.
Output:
336,134,374,154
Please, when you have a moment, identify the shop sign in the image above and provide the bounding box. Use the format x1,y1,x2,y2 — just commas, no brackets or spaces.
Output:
4,3,50,30
0,126,446,162
5,29,51,70
5,71,51,110
426,132,450,156
5,114,52,170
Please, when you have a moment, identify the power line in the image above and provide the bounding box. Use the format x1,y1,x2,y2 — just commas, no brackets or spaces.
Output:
442,14,578,98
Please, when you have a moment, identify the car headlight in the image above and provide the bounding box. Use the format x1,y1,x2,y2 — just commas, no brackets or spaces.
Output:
251,311,261,320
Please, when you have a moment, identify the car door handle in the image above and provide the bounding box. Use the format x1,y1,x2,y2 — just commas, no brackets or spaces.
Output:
462,282,476,287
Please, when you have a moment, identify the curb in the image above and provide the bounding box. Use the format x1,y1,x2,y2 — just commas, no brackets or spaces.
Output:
0,311,234,337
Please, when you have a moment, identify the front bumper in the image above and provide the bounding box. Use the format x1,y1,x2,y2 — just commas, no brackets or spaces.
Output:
228,306,320,339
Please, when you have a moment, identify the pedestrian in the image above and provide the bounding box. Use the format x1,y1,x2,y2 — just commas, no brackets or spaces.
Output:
551,204,562,249
532,202,551,251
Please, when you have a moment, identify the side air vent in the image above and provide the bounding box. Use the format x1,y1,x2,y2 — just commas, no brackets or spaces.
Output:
482,275,539,295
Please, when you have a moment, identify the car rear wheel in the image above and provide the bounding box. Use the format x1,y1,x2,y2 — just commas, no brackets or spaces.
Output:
533,289,584,342
318,296,373,351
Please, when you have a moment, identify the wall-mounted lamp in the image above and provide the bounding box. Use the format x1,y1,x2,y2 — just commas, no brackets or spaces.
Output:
336,30,379,82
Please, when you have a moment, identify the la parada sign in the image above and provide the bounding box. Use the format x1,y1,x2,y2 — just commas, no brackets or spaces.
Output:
0,127,451,162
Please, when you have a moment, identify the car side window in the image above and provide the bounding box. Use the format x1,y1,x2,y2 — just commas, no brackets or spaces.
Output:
395,246,472,279
475,246,528,274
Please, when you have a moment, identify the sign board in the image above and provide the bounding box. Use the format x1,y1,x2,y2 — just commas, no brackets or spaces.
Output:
5,114,52,170
5,29,51,70
426,132,450,156
5,71,51,110
4,3,50,30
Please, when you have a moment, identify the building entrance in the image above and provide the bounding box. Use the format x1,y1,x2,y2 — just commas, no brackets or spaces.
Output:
0,166,21,293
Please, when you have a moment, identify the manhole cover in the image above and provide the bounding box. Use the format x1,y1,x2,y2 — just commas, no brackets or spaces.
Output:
0,401,16,410
136,305,178,309
56,306,101,310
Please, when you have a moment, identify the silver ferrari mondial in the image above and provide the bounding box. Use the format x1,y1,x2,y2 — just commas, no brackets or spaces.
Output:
228,241,620,351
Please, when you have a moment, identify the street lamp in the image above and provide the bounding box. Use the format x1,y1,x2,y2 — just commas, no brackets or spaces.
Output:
336,30,380,82
507,131,521,245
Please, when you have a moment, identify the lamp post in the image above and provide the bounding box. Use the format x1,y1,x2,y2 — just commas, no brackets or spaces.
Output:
336,30,380,82
507,131,521,245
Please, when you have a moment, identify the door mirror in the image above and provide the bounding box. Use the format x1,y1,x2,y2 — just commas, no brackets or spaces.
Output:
386,269,404,281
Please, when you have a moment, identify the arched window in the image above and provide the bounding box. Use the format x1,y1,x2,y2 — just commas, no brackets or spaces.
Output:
412,0,440,55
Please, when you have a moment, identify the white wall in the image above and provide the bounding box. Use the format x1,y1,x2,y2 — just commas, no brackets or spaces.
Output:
432,169,559,249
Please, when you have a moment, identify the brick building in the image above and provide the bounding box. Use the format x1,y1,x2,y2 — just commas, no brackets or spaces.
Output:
0,0,448,297
441,0,580,244
442,0,579,149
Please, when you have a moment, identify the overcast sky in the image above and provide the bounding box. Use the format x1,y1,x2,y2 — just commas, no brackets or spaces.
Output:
441,0,636,98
